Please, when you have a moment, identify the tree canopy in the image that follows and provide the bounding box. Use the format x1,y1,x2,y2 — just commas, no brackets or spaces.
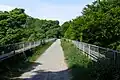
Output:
61,0,120,50
0,8,60,45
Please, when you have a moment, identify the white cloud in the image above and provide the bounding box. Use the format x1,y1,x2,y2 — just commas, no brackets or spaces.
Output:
0,5,15,11
0,1,92,25
0,4,32,18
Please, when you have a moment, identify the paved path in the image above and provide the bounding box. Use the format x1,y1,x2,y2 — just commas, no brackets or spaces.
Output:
19,39,70,80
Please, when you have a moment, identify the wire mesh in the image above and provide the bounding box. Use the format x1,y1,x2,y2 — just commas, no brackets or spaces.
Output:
0,38,56,61
70,39,120,63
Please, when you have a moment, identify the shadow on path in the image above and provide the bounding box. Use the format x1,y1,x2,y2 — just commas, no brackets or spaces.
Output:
17,69,70,80
0,49,42,80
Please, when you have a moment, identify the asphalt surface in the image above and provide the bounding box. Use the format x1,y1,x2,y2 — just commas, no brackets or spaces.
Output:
19,39,70,80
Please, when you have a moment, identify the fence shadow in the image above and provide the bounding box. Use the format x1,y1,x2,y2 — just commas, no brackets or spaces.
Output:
0,49,42,80
68,58,120,80
95,57,120,80
66,39,120,80
85,52,120,80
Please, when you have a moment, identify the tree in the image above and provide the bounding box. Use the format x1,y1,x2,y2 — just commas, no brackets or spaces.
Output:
62,0,120,50
0,8,61,45
0,8,27,45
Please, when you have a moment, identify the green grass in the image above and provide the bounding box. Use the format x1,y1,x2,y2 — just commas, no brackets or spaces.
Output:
61,39,120,80
61,39,94,80
28,42,53,62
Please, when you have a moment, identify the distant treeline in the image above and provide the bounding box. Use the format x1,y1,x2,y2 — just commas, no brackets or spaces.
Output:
0,8,61,46
61,0,120,50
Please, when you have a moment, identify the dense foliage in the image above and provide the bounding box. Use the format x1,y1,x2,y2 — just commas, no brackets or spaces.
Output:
61,0,120,50
0,8,60,45
60,21,71,37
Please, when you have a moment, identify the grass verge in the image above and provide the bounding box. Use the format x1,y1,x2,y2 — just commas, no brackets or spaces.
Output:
61,39,120,80
61,39,93,80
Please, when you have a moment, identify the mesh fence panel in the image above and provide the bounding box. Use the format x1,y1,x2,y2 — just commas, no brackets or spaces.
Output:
84,43,89,53
0,38,56,61
69,39,120,64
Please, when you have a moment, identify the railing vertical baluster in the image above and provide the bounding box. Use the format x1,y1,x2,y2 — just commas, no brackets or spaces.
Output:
0,38,55,61
114,51,117,66
83,43,84,54
30,42,31,48
88,44,90,58
23,43,25,51
39,41,40,45
34,41,35,46
13,43,15,54
98,46,100,59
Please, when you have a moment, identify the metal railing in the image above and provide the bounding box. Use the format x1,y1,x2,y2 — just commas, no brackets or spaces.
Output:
65,39,120,66
0,38,56,61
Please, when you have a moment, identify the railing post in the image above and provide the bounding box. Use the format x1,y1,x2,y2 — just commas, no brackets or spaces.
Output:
23,43,24,50
98,46,100,59
23,43,27,61
77,41,79,48
39,41,41,45
83,43,84,54
33,42,35,46
114,51,117,66
30,42,32,48
13,43,15,54
88,44,91,58
34,41,35,45
78,42,80,49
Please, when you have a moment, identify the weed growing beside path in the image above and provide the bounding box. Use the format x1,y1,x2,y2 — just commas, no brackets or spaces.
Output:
61,39,120,80
61,39,93,80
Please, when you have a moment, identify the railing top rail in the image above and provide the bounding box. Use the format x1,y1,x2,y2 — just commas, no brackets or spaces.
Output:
0,38,56,48
65,38,120,53
0,38,56,61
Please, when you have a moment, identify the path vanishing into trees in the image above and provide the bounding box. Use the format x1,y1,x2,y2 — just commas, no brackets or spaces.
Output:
18,39,70,80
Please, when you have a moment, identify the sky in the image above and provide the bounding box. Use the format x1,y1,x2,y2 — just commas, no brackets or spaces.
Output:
0,0,95,24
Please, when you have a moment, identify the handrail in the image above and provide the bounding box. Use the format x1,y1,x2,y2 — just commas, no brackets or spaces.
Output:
0,38,56,61
65,39,120,64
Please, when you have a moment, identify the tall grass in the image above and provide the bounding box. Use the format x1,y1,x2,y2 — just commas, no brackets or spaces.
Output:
61,39,120,80
61,39,93,80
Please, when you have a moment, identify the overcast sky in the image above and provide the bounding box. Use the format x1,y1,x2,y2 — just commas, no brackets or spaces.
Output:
0,0,95,24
